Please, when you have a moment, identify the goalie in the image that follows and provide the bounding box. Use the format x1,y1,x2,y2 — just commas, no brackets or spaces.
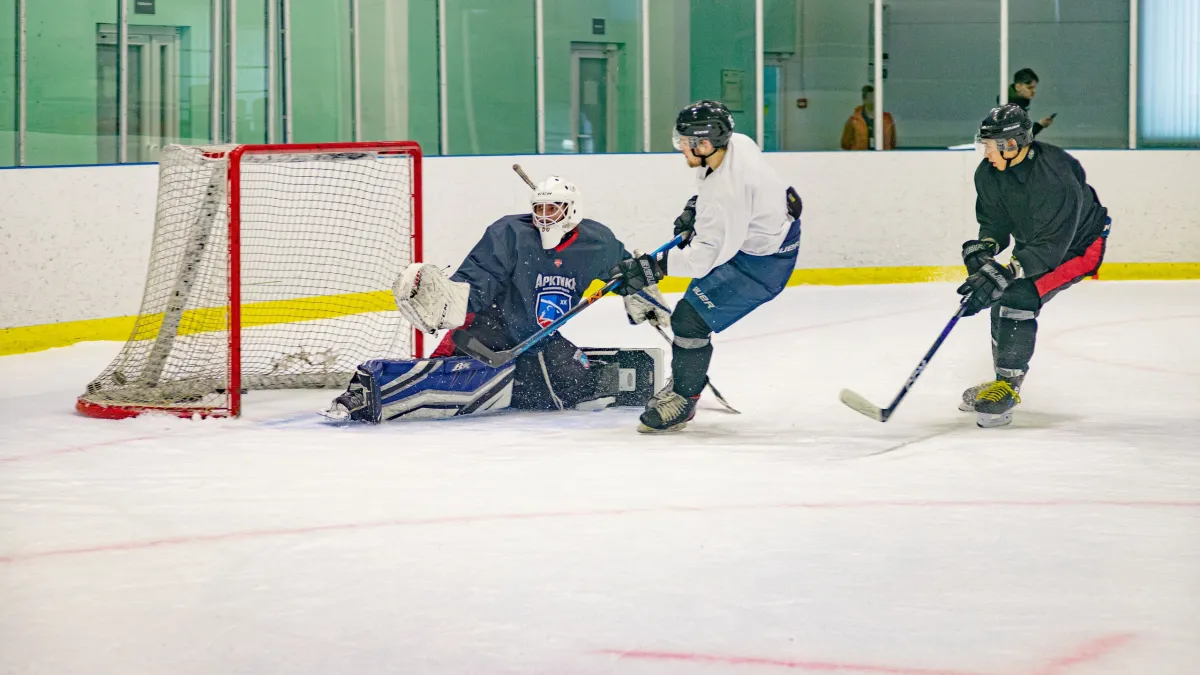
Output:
323,177,668,423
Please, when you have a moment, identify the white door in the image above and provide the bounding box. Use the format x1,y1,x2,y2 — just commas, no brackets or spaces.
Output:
570,44,620,153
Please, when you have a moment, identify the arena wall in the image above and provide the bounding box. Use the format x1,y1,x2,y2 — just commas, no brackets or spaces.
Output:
2,149,1198,355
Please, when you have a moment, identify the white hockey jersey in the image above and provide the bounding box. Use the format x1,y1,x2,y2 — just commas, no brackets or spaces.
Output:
666,132,793,279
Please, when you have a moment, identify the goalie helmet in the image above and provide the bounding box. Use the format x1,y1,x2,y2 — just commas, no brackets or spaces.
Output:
531,176,583,249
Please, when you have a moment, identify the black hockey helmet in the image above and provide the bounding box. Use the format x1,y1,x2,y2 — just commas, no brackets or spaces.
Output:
977,103,1034,151
674,100,735,151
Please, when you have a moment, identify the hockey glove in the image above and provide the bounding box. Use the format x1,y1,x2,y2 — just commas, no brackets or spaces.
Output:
674,196,698,248
609,252,666,297
624,285,671,327
961,238,999,275
956,259,1014,317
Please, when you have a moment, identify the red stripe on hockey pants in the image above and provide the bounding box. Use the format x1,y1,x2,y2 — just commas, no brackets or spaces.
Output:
1034,235,1107,300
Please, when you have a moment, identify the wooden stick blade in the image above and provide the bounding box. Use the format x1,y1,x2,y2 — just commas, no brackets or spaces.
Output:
839,389,888,422
452,331,516,368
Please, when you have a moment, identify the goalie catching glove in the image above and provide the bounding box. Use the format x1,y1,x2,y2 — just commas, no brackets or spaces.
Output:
392,262,470,334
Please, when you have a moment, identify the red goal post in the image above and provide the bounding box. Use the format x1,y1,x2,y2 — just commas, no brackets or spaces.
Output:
77,141,424,419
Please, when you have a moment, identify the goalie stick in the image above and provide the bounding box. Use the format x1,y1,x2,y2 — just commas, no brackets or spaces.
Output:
513,163,738,413
454,235,685,367
839,297,969,422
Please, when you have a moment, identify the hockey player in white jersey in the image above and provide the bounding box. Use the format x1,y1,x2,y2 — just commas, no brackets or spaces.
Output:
609,100,804,433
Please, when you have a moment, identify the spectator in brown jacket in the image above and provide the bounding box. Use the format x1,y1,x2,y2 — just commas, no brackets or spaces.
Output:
841,85,896,150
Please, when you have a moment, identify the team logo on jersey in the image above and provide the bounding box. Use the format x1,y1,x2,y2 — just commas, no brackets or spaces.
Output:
554,259,563,267
536,290,572,328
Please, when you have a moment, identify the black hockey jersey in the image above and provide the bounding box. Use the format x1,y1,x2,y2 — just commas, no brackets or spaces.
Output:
449,215,630,349
974,141,1109,278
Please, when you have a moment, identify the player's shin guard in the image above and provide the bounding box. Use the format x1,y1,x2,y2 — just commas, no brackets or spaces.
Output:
669,300,713,398
990,280,1040,382
975,280,1039,426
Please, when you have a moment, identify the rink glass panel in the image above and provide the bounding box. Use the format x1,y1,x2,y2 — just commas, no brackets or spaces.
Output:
1009,0,1131,149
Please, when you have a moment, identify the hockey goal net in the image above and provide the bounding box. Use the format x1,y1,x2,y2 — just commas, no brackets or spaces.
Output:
77,141,423,419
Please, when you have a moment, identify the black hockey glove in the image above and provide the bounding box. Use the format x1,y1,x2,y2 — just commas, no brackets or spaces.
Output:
956,259,1014,317
961,238,999,275
609,252,666,297
673,196,698,249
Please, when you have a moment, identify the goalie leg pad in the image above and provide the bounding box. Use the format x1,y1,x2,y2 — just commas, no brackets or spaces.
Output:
334,357,515,423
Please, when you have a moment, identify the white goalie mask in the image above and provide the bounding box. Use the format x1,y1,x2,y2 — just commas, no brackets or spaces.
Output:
530,176,583,249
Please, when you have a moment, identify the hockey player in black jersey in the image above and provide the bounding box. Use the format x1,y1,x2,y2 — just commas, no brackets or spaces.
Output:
323,177,669,422
958,104,1111,427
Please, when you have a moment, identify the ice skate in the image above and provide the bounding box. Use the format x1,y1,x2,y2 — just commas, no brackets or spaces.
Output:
959,381,991,412
318,388,364,423
637,383,699,433
973,379,1021,428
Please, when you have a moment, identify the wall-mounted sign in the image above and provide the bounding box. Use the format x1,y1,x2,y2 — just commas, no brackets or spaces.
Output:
592,18,606,35
135,0,155,14
721,70,745,112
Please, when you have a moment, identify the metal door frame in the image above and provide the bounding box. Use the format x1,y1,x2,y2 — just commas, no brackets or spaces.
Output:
99,25,182,161
569,43,619,153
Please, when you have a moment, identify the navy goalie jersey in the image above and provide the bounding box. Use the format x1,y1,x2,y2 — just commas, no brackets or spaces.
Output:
449,214,631,348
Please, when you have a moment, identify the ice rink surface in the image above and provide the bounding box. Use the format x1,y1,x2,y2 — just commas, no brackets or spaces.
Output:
2,281,1198,675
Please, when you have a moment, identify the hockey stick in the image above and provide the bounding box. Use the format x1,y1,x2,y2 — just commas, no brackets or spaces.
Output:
838,297,969,422
454,235,685,367
513,163,536,189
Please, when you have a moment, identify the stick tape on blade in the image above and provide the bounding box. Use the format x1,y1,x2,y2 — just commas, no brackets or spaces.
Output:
839,389,886,422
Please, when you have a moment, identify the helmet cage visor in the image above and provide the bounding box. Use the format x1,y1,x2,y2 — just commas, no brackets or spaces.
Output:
672,128,703,150
974,134,1021,157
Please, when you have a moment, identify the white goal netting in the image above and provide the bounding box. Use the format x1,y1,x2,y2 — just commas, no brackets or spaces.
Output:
79,142,420,418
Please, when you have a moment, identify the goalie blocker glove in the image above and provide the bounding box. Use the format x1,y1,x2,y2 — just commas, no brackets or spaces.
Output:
609,252,666,296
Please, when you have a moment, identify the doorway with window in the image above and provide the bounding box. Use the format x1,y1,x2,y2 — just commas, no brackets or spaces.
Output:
97,24,183,163
570,43,620,154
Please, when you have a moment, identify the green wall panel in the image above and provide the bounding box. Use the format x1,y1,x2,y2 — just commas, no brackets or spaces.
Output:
444,0,535,155
236,0,268,144
289,0,351,143
406,0,440,153
689,0,757,142
0,0,15,165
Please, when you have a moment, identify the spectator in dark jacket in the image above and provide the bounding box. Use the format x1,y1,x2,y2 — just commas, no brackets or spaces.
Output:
1002,68,1055,137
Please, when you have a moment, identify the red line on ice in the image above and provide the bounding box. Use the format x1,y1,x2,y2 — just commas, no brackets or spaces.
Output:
0,435,160,464
596,632,1135,675
1027,633,1136,675
595,649,986,675
2,500,1198,565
